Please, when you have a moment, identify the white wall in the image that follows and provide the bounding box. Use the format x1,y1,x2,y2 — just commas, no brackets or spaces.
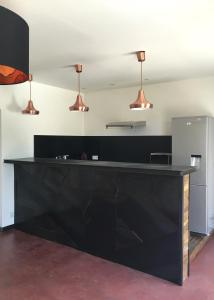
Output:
0,82,84,227
84,76,214,136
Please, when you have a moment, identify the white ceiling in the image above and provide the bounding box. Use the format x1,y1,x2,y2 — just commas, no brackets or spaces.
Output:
1,0,214,91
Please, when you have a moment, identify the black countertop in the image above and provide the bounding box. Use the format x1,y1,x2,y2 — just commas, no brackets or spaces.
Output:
4,157,196,176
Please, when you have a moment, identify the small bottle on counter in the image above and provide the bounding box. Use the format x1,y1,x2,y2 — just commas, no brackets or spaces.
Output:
81,152,88,160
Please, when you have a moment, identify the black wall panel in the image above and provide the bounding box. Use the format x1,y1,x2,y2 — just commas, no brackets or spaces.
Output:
34,135,172,164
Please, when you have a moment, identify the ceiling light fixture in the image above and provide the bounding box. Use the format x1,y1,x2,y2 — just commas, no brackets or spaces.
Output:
0,6,29,85
129,51,153,110
22,74,39,115
69,64,89,112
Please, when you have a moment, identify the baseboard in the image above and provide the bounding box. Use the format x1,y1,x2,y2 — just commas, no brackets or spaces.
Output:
0,224,14,232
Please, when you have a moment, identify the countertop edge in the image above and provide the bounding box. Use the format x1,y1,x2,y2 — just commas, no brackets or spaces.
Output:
4,158,196,177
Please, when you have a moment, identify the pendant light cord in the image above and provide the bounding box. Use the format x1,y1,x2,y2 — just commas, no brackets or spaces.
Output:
141,61,142,90
78,72,80,95
29,78,31,100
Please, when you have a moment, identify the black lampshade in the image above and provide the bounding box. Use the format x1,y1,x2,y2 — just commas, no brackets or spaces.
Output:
0,6,29,85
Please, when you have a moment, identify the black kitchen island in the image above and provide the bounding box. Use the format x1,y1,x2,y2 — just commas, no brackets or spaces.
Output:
5,158,195,285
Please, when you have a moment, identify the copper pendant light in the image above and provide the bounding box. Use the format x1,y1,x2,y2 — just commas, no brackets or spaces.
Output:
22,74,39,115
129,51,153,110
0,6,29,85
69,64,89,112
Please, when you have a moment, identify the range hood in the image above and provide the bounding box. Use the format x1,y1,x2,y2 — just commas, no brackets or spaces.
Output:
106,121,146,129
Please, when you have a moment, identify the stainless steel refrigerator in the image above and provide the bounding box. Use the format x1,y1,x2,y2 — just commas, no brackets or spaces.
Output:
172,116,214,235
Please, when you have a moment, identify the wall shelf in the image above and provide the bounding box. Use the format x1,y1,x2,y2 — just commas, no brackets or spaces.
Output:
106,121,146,129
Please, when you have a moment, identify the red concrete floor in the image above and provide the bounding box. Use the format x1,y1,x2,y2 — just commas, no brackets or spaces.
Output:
0,230,213,300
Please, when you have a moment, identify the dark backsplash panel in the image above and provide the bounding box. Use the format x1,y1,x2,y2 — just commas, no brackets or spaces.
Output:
34,135,172,164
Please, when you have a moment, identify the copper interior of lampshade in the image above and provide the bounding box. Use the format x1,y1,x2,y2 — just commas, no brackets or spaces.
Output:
22,100,39,115
69,94,89,112
0,65,28,84
130,90,153,110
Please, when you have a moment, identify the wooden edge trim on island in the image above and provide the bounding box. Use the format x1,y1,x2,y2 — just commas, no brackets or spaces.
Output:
182,174,190,282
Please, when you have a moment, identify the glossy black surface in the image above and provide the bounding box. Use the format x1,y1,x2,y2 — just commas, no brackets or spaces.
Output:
10,162,192,284
5,157,196,176
34,135,172,164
